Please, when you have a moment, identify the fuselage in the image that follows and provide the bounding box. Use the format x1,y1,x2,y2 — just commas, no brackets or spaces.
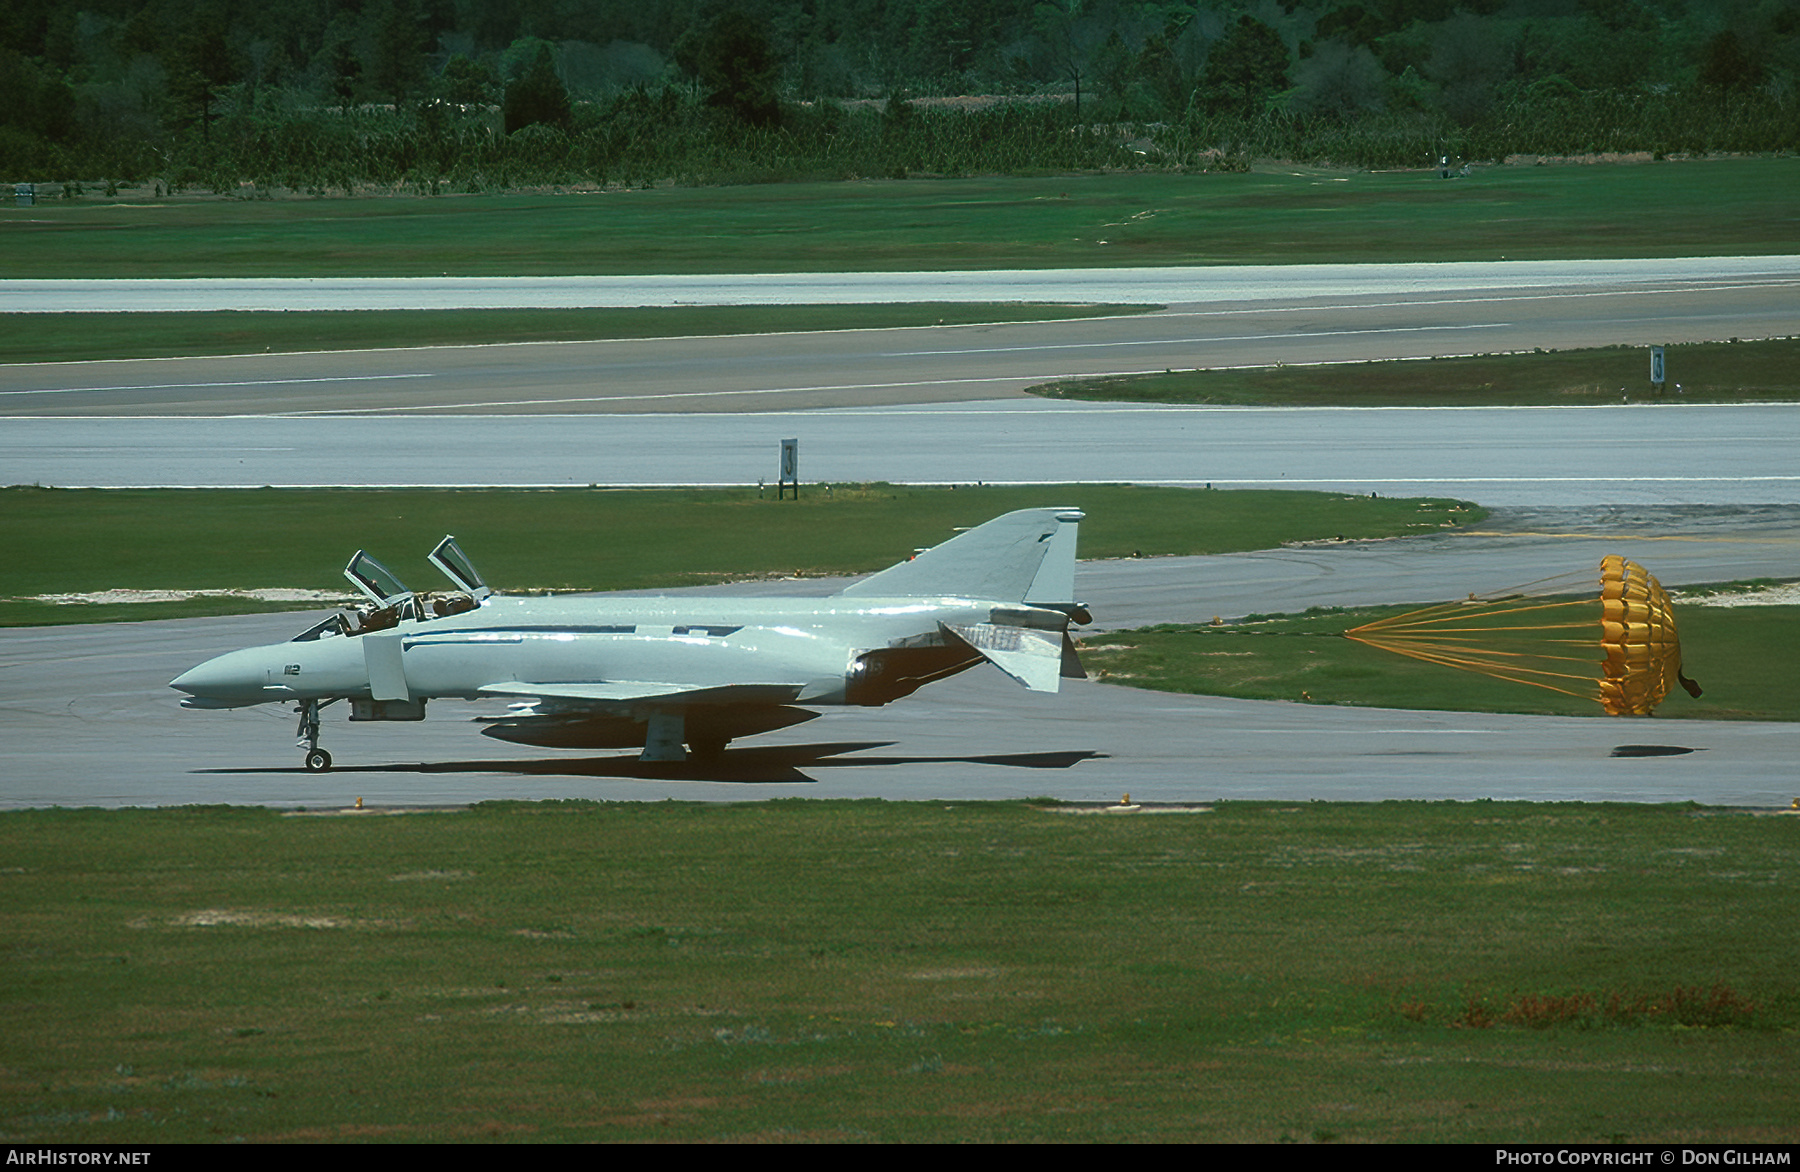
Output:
169,592,1015,711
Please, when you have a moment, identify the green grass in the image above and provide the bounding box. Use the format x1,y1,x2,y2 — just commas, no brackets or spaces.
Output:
4,162,1795,278
1031,337,1800,406
1083,596,1800,722
1,799,1793,1143
0,484,1482,627
0,303,1149,365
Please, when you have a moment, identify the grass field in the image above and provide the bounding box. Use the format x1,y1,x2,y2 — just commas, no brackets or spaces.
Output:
1,799,1792,1144
1030,337,1800,407
4,161,1795,279
0,484,1482,627
1083,594,1800,723
0,303,1148,365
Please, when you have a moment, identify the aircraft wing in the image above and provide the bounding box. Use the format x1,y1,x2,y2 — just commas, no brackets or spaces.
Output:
476,681,808,706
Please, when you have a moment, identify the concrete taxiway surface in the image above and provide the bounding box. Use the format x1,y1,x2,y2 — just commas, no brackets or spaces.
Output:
4,508,1795,810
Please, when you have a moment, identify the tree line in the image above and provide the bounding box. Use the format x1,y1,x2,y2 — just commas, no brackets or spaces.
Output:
2,0,1794,191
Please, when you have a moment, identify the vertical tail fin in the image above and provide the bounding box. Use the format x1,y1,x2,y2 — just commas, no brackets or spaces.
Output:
837,508,1084,602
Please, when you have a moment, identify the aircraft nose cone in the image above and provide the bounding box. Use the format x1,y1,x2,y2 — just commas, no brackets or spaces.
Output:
170,649,269,706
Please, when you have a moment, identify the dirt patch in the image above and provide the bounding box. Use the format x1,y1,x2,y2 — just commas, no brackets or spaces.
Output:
1682,583,1800,606
22,588,354,605
145,907,407,930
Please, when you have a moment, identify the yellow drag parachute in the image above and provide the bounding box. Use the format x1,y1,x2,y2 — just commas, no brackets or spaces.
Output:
1344,556,1701,716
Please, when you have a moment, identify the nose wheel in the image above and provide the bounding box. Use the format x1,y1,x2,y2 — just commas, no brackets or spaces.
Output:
296,699,335,771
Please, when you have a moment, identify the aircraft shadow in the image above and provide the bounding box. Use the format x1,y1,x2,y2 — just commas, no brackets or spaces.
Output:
199,742,1110,783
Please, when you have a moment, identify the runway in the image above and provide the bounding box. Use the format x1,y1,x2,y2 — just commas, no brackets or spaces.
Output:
4,507,1795,810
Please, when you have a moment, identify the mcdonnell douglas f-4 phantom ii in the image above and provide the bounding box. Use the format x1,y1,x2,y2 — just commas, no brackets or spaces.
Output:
170,507,1090,770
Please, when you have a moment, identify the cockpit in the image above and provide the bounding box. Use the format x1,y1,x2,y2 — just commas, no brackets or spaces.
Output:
291,535,491,642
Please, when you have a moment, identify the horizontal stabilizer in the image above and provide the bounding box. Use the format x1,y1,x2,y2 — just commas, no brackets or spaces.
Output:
478,680,804,707
941,622,1065,693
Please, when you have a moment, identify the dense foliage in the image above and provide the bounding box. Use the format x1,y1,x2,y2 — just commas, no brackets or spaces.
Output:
3,0,1795,190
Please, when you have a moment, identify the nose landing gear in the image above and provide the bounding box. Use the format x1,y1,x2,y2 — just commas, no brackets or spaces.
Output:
296,699,336,771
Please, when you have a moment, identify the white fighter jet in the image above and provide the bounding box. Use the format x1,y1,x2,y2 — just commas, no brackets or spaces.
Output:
170,507,1090,770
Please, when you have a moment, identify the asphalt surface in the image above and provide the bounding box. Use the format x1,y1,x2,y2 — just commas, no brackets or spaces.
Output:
4,506,1795,810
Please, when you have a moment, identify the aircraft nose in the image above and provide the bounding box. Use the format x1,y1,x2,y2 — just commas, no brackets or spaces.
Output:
169,649,271,706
